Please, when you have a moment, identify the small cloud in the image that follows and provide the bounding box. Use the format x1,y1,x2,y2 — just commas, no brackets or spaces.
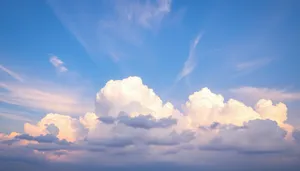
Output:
0,64,23,82
176,32,203,82
49,55,68,73
236,58,272,71
230,87,300,102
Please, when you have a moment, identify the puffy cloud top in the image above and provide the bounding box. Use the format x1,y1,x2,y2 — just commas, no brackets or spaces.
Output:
96,76,176,118
1,76,299,168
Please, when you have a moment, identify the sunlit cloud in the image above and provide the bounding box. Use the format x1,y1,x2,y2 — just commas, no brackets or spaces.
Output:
1,76,299,168
0,82,92,115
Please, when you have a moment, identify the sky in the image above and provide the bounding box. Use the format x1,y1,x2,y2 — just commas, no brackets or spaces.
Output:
1,0,300,170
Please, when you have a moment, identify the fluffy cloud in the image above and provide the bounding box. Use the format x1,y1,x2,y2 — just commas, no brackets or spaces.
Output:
96,76,176,119
0,82,93,114
200,119,288,154
183,88,260,127
1,76,299,168
24,113,87,142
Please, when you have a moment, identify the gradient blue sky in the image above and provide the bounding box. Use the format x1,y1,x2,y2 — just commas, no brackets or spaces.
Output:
1,0,300,170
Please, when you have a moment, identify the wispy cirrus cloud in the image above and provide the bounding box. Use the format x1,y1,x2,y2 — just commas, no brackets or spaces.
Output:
176,32,203,82
0,64,23,82
230,86,300,102
49,55,68,73
236,58,272,71
0,110,33,122
47,0,173,61
0,63,92,115
0,82,93,115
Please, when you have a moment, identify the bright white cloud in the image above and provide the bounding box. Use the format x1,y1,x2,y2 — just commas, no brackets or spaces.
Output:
96,76,176,119
1,76,299,167
230,86,300,102
0,64,23,82
200,119,288,153
177,33,203,81
49,56,68,72
183,87,260,127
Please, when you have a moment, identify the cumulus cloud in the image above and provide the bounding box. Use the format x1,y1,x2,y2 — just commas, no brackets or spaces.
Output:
95,76,176,119
1,76,300,168
49,55,68,72
24,113,87,142
183,87,261,127
199,119,288,154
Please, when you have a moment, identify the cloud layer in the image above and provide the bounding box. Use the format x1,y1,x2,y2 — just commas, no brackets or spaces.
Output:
1,76,299,169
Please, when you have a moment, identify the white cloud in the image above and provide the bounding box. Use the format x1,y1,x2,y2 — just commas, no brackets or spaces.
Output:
96,76,176,119
1,76,299,167
230,87,300,102
0,81,93,115
183,87,260,127
236,58,272,71
177,33,203,81
24,113,87,142
0,64,23,82
49,56,68,72
115,0,172,29
0,112,32,122
47,0,174,62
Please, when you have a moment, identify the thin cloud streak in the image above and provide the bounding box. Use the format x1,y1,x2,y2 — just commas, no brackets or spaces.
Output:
176,32,203,82
0,112,32,122
0,64,24,82
236,58,273,71
230,86,300,102
47,0,172,62
0,82,93,115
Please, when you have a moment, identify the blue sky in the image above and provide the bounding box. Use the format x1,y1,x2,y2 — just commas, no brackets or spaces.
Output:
1,0,300,170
